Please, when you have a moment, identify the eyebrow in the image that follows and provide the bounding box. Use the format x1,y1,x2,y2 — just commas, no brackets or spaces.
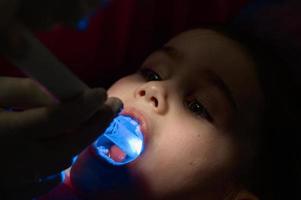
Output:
159,46,183,61
158,45,238,110
203,70,237,110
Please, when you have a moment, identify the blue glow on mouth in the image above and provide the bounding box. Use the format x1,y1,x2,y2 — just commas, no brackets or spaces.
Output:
93,115,144,166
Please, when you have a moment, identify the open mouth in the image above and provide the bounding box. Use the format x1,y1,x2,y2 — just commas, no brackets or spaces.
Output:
93,114,144,165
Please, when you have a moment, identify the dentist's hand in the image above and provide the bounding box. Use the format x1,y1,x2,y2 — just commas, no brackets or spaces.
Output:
0,77,122,199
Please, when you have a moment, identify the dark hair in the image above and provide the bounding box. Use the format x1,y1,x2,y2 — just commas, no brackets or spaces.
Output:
210,3,301,199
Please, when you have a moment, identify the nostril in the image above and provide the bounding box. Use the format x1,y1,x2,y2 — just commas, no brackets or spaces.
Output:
151,97,158,107
139,90,146,96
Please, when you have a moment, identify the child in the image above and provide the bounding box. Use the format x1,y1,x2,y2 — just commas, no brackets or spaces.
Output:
39,23,299,200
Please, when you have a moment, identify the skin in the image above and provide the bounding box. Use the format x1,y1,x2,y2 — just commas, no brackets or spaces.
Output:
109,29,263,199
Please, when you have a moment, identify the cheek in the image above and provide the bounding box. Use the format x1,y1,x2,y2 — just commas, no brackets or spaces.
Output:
171,116,235,169
144,114,235,174
107,75,138,98
159,119,216,166
129,117,236,196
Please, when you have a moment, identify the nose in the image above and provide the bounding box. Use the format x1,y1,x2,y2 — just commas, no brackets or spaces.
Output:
135,82,168,114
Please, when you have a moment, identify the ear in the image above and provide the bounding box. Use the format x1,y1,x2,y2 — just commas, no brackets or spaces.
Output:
233,190,259,200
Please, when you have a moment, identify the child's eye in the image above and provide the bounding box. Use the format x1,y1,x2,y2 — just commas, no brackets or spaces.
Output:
139,68,161,81
184,98,213,122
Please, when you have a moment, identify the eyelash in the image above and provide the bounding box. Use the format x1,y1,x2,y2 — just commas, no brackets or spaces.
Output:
184,97,213,122
139,68,161,81
138,68,213,122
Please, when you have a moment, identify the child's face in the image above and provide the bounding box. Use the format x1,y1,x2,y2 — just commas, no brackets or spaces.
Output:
108,29,262,199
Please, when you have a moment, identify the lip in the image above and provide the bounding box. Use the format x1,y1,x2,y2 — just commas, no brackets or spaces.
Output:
120,107,150,143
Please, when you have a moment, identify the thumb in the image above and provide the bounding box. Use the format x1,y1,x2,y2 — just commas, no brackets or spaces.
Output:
50,97,123,157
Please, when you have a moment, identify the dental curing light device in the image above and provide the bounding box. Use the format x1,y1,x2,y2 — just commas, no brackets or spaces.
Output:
6,27,88,100
6,27,144,166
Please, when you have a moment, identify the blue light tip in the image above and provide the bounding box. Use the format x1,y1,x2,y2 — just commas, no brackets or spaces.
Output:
93,115,144,166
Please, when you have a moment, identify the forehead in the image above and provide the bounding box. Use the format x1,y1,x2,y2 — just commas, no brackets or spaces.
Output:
166,29,255,74
166,29,263,114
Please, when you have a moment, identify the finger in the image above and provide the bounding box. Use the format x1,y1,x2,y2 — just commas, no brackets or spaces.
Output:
0,77,56,108
0,88,108,138
32,97,123,177
61,105,114,155
47,97,123,159
105,96,124,114
24,107,113,178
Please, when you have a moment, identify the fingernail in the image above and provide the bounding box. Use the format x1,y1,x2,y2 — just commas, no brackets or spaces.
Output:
106,97,123,115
